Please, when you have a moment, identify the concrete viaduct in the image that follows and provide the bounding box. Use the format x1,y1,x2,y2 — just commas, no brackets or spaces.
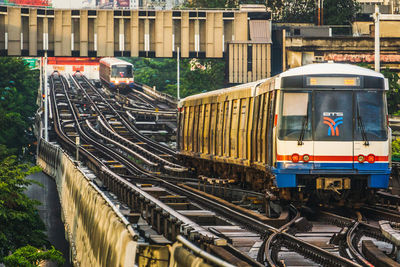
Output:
0,5,272,83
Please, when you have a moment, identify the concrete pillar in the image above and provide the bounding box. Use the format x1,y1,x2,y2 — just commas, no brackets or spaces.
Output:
206,12,223,58
7,7,21,56
229,43,233,83
97,10,114,56
80,10,88,56
180,12,189,57
155,11,172,57
155,12,164,57
163,11,172,57
282,29,286,71
43,17,48,51
0,13,6,51
119,18,124,52
130,11,139,57
144,18,149,52
194,19,200,52
29,9,37,56
54,10,71,56
234,12,248,41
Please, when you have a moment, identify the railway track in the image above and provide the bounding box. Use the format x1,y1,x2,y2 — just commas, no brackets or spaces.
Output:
48,72,400,266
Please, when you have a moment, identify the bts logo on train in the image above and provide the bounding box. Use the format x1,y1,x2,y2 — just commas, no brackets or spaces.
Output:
323,112,343,136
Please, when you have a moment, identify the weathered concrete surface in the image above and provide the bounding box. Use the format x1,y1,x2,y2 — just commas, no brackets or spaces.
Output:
25,171,72,266
37,139,138,266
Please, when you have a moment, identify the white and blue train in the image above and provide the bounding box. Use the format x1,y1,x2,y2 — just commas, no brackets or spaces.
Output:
178,63,391,203
99,57,134,93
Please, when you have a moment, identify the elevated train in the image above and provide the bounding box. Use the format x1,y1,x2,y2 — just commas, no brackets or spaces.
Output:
177,63,390,204
99,57,134,93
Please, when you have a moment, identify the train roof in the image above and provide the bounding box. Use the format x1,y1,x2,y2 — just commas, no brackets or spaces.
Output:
179,79,269,106
279,63,384,78
99,57,133,67
179,63,385,107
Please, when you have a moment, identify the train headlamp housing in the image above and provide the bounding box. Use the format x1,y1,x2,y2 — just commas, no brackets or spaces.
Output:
367,154,375,163
291,153,300,163
303,154,310,163
358,155,365,163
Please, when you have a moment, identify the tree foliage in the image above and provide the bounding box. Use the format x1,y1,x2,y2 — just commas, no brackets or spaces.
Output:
0,58,39,156
269,0,315,23
185,0,265,9
0,156,47,261
323,0,360,25
3,245,65,267
381,68,400,115
268,0,360,24
125,57,226,98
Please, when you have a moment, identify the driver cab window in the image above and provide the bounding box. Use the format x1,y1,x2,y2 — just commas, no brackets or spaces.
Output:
279,92,312,140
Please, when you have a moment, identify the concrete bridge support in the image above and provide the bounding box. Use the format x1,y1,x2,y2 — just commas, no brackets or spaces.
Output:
0,5,272,83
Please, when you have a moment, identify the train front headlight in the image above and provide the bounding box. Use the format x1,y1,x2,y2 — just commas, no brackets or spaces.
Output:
303,154,310,163
367,154,375,163
358,154,365,163
291,153,300,163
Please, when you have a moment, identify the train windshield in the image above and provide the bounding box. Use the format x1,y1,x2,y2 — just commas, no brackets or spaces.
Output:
278,92,312,141
111,65,133,78
314,91,353,141
355,91,387,141
278,90,387,141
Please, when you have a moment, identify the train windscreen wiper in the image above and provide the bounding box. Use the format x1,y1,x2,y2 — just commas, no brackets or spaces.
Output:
357,102,369,146
298,113,308,145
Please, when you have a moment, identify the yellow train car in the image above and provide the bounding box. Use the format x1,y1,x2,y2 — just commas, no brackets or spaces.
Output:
178,78,278,192
178,63,391,204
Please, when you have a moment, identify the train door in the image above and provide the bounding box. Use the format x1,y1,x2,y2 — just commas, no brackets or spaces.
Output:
313,91,354,169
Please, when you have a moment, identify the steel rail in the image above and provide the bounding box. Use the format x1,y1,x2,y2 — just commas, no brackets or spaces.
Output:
80,74,177,157
52,73,366,267
97,116,186,171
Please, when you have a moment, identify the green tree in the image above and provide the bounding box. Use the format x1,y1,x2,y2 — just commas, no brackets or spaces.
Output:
0,58,39,156
0,156,48,261
382,68,400,115
125,57,226,98
184,0,266,9
185,0,236,8
269,0,315,23
3,245,65,267
323,0,360,25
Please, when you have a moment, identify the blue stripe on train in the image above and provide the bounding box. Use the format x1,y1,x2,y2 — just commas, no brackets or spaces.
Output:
273,162,390,188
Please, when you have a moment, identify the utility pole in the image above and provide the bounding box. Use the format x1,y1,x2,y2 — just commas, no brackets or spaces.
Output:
374,5,380,72
44,51,48,141
39,57,43,139
177,46,180,100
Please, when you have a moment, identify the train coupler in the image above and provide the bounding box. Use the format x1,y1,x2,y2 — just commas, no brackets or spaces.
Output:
316,177,351,193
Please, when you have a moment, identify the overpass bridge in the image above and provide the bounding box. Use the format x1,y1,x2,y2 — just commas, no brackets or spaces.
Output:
0,5,272,83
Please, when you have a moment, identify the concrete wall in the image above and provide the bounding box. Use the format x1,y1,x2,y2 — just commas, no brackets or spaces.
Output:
37,139,138,266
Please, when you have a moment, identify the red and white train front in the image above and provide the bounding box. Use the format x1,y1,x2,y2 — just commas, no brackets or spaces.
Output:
273,63,390,201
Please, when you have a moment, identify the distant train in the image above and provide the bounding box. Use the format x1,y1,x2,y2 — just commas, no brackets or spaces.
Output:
99,57,134,93
178,63,391,204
